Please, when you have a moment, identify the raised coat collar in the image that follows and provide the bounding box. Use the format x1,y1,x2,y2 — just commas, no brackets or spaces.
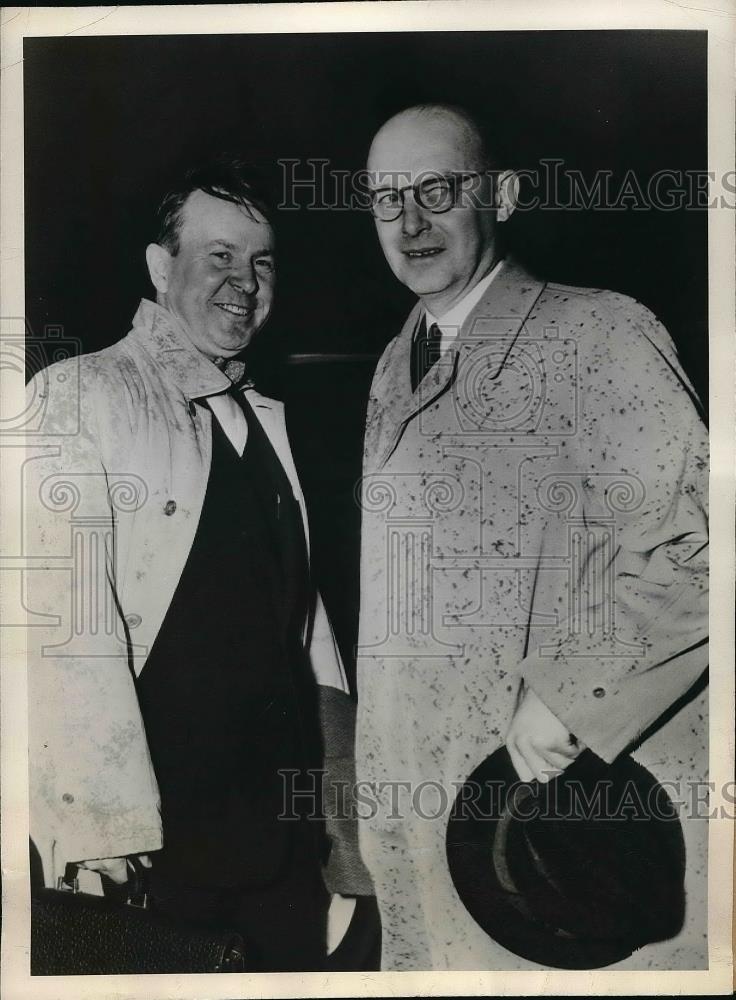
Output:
127,298,249,402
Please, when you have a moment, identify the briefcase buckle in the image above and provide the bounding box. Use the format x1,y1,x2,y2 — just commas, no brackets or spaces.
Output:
57,865,79,893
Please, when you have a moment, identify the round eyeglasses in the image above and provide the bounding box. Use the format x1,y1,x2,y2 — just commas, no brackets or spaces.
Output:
370,171,485,222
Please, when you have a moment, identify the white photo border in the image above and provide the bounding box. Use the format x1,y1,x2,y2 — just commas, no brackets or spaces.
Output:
1,3,733,997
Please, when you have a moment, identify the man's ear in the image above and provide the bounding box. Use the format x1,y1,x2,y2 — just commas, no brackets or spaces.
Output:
145,243,172,296
495,170,519,223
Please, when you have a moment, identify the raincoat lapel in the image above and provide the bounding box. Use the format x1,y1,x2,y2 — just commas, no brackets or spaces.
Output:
453,260,547,379
368,304,459,470
367,261,546,470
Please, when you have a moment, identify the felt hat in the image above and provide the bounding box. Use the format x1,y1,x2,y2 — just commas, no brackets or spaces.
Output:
446,746,685,969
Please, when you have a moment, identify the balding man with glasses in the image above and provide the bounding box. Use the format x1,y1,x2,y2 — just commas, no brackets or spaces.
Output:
355,104,709,971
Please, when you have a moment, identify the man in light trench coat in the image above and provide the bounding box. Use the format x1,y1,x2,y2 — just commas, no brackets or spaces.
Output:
26,158,372,971
356,104,709,971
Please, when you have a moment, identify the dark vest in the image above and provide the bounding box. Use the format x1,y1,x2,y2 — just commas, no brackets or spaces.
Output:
137,395,323,890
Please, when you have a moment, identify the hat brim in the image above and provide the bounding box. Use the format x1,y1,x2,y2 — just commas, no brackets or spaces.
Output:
446,747,652,969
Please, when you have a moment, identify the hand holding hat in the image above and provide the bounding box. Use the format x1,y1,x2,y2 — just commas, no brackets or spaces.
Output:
447,737,686,969
506,685,584,783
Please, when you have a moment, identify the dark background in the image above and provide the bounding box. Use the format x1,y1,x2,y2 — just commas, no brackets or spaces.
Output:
24,31,708,689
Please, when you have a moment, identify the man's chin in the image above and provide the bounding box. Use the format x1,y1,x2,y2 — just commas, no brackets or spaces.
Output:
398,273,447,299
221,337,255,357
391,259,447,293
212,320,260,354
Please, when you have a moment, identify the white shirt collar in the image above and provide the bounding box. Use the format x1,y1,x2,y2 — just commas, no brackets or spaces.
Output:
424,258,505,353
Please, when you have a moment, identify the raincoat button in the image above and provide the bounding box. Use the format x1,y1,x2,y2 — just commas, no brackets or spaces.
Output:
164,500,177,516
125,613,142,630
593,686,606,698
62,793,74,804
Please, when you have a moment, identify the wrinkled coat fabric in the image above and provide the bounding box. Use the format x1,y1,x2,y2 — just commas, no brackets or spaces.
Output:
356,261,708,970
26,299,348,886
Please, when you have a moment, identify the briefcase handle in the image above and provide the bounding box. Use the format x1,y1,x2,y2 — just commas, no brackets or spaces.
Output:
58,856,149,909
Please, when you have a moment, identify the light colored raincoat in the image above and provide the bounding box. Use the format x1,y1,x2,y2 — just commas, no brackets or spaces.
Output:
26,299,349,887
356,260,709,970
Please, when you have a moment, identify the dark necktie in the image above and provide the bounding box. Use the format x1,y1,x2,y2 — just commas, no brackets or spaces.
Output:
411,318,442,391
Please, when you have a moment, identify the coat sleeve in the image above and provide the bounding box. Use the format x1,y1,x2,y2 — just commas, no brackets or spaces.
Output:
519,295,708,763
25,361,162,884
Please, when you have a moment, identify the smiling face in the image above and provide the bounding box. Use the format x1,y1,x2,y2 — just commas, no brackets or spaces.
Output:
367,108,499,317
146,189,276,359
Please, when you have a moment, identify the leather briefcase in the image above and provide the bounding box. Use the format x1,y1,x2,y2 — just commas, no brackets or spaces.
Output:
31,861,246,975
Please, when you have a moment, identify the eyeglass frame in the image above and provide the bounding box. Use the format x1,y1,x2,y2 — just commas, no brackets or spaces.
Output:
369,170,493,222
